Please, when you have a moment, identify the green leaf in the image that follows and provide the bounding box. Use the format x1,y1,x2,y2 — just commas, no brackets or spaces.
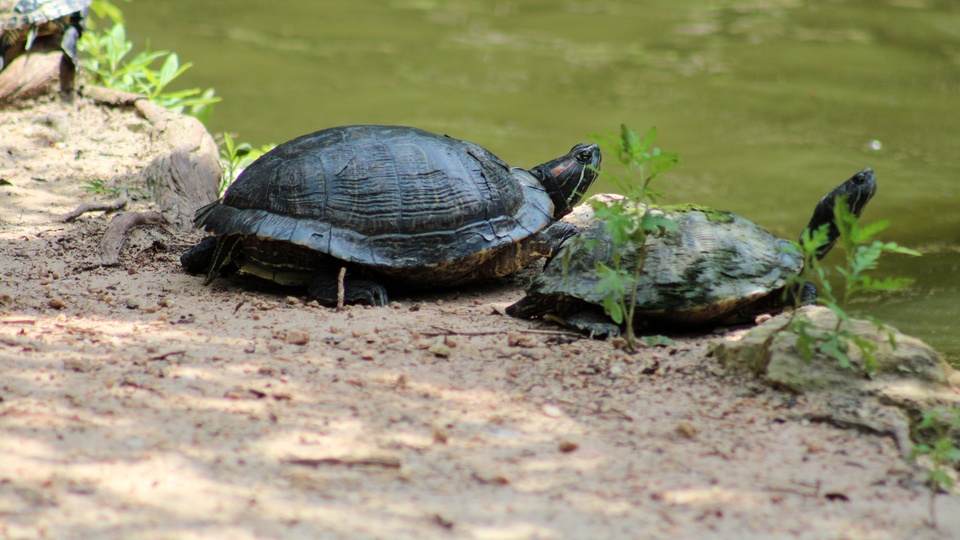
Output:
929,470,954,491
641,335,675,347
603,296,624,324
855,219,891,242
640,212,676,236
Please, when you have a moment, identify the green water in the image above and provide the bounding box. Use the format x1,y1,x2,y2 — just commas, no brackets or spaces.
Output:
120,0,960,362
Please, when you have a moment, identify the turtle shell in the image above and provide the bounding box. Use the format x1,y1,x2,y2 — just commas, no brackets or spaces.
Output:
1,0,88,30
528,204,803,325
196,125,555,285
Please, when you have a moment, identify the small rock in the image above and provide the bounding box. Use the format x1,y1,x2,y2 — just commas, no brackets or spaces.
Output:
286,330,310,345
542,404,563,418
558,440,579,453
360,349,377,360
125,298,140,310
507,332,537,348
63,358,94,372
472,466,509,485
675,420,697,440
48,297,65,310
428,342,452,358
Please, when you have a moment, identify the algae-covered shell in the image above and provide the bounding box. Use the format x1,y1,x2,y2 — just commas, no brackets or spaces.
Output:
523,204,803,325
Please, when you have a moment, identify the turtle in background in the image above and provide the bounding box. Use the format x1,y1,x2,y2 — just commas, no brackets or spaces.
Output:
506,168,877,338
0,0,91,91
181,125,602,306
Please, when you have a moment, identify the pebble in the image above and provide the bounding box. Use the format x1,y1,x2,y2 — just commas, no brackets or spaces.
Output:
286,330,310,345
542,404,563,418
507,332,537,348
48,298,65,310
675,420,697,440
428,342,452,358
558,440,579,453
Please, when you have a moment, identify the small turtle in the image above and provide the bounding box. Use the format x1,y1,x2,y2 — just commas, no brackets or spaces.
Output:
181,125,601,306
506,168,877,337
0,0,90,89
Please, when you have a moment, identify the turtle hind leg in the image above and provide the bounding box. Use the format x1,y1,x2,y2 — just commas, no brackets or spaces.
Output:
307,274,389,307
180,236,219,274
179,235,240,284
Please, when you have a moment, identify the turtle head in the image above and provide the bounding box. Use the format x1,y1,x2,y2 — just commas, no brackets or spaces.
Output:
529,143,601,218
802,167,877,260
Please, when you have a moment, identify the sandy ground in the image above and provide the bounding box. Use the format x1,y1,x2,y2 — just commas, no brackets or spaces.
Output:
1,94,959,539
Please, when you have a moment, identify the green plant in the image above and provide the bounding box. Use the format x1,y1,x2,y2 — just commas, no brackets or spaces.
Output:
581,124,680,351
911,408,960,528
79,19,219,122
88,0,129,27
81,178,123,196
787,197,921,374
217,133,275,194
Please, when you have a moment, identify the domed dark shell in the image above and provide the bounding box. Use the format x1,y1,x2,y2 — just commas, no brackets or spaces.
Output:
196,125,555,279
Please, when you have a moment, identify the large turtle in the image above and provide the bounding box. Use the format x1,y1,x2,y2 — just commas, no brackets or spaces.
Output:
181,125,601,306
506,168,877,337
0,0,90,89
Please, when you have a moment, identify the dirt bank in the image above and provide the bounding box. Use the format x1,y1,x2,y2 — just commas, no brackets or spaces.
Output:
1,94,958,539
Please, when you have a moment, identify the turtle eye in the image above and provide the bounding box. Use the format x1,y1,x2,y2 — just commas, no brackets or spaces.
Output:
576,150,593,163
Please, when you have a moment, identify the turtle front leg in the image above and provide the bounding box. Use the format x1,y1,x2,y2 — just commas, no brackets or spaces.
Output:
307,274,389,307
534,220,581,258
58,24,81,93
559,310,622,339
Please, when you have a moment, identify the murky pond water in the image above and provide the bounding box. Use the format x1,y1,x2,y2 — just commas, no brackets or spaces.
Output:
121,0,960,363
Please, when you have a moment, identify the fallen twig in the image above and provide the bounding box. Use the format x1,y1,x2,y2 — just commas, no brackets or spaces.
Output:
148,350,186,362
99,211,165,266
422,325,580,338
284,456,401,469
57,196,128,222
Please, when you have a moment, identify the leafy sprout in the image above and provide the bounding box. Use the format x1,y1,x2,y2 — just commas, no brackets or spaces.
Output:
911,408,960,528
79,19,220,122
568,124,679,351
217,133,275,195
787,194,921,375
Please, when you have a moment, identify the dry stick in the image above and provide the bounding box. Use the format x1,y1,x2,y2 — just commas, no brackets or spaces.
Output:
148,350,187,362
99,211,165,266
422,325,580,338
284,457,401,469
57,196,128,222
336,267,347,309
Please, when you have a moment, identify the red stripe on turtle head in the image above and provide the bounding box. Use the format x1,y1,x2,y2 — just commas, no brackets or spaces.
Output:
551,161,573,179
